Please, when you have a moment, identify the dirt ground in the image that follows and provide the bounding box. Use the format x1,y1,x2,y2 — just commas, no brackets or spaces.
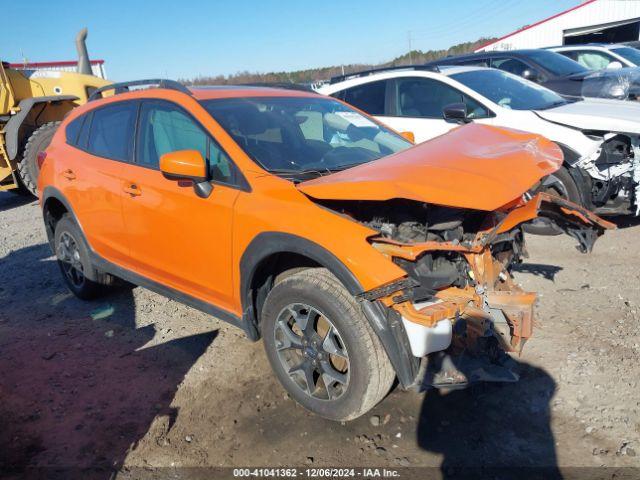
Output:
1,191,639,479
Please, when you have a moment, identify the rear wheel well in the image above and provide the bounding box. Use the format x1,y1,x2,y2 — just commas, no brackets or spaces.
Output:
249,253,321,337
43,197,68,248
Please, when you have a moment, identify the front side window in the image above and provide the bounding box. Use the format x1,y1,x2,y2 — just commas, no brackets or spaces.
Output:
202,96,410,179
611,47,640,66
393,77,489,119
452,69,568,110
86,102,137,161
340,80,387,115
136,100,238,185
525,49,588,76
573,50,615,70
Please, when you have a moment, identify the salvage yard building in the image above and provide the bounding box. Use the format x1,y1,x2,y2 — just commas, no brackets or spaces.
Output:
476,0,640,51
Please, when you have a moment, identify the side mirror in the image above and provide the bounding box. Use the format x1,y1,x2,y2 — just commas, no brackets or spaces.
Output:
159,149,212,198
606,61,623,70
522,69,540,82
400,131,415,143
443,103,471,124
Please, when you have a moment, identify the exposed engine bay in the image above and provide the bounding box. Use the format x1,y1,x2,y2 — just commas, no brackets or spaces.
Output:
320,194,615,387
572,132,640,216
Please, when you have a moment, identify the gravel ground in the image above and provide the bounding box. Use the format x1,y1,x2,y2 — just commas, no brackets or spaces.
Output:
0,191,638,479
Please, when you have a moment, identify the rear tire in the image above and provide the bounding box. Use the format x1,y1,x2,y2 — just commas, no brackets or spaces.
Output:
524,166,582,236
54,215,110,300
17,122,60,196
261,268,395,421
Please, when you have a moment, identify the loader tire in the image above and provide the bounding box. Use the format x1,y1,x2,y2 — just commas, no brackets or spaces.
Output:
17,122,60,196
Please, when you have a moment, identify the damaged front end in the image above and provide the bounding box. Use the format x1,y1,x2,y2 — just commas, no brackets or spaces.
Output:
574,132,640,216
327,193,614,388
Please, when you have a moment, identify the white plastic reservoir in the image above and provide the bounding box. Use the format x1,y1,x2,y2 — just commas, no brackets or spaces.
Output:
401,301,453,357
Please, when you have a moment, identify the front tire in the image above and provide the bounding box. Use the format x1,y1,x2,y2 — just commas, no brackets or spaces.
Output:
17,122,60,196
525,166,583,236
261,268,395,421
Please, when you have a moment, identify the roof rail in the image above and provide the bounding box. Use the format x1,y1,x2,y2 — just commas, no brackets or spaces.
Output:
239,82,316,92
88,79,192,101
329,65,439,84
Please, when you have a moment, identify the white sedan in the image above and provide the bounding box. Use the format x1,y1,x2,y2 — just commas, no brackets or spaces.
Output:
318,66,640,220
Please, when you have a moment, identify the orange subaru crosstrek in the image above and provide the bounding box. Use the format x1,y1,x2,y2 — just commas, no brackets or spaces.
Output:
38,80,613,420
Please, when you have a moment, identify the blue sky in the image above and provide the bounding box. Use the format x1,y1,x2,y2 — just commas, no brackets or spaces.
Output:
5,0,580,81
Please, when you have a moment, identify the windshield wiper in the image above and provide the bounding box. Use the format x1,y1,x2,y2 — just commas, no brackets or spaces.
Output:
270,164,362,176
268,168,328,182
540,100,568,110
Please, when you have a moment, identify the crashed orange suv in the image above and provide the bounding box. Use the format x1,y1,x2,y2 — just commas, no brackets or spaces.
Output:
38,80,613,420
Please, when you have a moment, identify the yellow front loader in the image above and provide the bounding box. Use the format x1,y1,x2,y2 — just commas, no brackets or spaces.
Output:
0,29,111,195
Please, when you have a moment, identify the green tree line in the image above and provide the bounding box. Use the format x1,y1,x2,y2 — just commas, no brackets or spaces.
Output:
181,37,495,86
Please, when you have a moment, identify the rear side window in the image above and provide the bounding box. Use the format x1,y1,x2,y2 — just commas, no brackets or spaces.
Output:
86,102,137,161
340,80,387,115
65,115,84,145
492,57,532,77
393,77,490,119
459,59,490,67
77,112,92,150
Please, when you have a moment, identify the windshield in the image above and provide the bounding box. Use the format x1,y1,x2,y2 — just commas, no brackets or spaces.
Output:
611,47,640,66
451,69,568,110
527,49,589,76
201,96,411,179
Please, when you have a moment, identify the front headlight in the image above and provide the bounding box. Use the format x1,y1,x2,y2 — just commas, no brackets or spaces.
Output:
608,83,628,99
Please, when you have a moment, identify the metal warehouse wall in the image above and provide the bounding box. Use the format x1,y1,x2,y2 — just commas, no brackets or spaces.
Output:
477,0,640,51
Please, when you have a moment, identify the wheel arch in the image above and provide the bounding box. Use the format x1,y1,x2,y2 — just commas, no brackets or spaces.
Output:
240,232,363,338
41,186,82,250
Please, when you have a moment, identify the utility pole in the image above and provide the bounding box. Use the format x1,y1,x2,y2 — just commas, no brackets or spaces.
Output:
407,31,413,64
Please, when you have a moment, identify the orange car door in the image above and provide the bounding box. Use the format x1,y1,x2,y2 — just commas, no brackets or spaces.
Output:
62,102,137,265
120,99,241,313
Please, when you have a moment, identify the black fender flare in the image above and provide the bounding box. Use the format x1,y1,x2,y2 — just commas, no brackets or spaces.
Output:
41,186,84,249
239,232,363,311
239,232,418,387
5,95,78,161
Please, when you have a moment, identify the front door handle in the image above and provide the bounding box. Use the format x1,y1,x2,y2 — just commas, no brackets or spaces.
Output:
123,183,142,196
62,169,76,180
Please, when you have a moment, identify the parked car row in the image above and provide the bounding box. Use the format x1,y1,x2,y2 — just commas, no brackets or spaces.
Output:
36,46,630,421
424,46,640,100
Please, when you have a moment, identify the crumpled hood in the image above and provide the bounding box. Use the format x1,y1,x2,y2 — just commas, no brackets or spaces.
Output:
297,123,563,211
535,98,640,133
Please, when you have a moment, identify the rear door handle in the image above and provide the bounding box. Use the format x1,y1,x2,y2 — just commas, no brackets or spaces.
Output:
123,183,142,196
62,169,76,180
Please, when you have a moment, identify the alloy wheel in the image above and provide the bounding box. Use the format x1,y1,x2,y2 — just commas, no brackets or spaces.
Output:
274,303,349,400
57,231,85,288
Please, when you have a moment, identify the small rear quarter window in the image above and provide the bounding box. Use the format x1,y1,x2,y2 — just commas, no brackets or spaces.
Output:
65,115,85,145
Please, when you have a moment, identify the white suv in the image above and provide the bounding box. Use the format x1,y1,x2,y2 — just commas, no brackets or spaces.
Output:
317,65,640,221
548,44,640,69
